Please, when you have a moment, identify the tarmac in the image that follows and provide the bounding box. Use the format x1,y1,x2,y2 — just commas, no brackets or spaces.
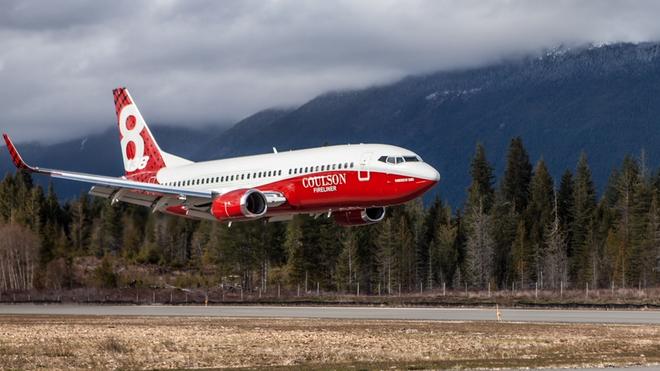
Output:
0,304,659,324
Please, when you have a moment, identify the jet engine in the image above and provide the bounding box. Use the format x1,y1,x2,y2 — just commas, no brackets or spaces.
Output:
333,207,386,226
211,189,267,221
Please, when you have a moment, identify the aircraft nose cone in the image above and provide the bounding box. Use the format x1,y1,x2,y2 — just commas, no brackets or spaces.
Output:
421,164,440,183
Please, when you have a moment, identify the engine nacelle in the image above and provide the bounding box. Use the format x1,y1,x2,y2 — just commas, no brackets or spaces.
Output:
333,207,386,226
211,189,267,221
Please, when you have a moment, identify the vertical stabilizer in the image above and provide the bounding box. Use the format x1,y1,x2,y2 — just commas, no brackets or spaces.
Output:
113,87,192,182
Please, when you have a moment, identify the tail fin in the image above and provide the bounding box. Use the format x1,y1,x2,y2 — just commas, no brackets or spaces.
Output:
113,87,191,182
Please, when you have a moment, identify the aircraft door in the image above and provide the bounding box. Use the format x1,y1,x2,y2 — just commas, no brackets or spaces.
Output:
358,152,371,181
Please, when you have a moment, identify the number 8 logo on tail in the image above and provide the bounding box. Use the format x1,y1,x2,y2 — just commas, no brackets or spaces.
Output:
119,104,150,172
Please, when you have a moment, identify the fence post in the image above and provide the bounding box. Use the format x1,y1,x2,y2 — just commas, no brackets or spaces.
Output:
170,291,173,304
443,282,446,297
317,282,320,296
240,288,243,301
277,283,281,298
357,282,360,296
488,282,491,298
297,284,300,297
153,290,156,304
560,281,563,298
398,283,401,297
420,282,423,294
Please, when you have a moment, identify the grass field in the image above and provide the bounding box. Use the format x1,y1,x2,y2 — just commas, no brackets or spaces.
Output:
0,315,658,370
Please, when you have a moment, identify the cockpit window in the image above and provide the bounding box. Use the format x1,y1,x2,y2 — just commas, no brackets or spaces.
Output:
379,155,423,164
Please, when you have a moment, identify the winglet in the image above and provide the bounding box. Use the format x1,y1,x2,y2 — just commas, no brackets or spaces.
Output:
3,133,34,171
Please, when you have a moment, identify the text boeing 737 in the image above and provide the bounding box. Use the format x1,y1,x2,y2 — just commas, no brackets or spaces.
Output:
3,87,439,226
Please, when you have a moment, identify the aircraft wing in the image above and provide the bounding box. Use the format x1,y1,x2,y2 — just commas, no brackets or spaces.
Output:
2,133,213,200
3,133,287,216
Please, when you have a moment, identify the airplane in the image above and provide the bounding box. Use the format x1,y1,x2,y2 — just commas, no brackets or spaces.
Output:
3,87,440,226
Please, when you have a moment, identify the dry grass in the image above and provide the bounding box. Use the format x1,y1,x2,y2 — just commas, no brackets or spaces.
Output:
0,315,658,370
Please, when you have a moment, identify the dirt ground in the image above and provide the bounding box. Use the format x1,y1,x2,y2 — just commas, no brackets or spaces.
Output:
0,315,658,370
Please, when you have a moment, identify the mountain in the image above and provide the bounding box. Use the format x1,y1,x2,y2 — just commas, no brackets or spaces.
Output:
4,42,660,205
0,125,221,200
200,42,660,205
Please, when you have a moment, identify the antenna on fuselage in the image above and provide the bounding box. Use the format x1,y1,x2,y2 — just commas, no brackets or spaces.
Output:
272,147,278,153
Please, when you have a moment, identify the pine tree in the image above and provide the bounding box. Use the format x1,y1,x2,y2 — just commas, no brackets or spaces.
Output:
375,218,397,294
501,137,533,214
284,216,305,285
434,213,459,287
558,170,575,261
526,159,554,283
511,220,528,289
69,193,92,254
417,197,442,287
464,196,494,288
466,143,495,212
490,190,517,287
571,153,597,286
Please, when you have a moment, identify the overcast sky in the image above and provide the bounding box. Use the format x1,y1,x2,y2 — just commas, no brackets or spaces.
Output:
2,0,660,142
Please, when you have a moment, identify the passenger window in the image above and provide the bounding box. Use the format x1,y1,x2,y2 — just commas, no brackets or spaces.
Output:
350,162,354,168
338,163,342,169
315,166,319,171
344,163,348,168
230,175,234,181
240,174,244,180
293,168,297,174
247,174,250,179
332,164,336,170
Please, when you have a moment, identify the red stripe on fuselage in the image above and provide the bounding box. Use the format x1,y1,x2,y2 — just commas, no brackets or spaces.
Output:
253,170,436,214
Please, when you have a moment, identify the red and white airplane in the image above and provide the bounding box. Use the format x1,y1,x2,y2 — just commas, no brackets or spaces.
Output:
3,88,439,226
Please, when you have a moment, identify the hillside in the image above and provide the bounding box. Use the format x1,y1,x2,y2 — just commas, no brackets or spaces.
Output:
4,42,660,205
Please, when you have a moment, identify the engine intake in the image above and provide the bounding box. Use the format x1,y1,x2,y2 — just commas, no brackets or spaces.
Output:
211,189,267,221
334,207,386,226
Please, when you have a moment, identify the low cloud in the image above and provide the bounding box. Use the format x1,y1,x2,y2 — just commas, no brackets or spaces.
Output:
2,0,660,142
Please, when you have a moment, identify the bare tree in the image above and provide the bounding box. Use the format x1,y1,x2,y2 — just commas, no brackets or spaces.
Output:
465,197,494,288
543,192,567,289
0,224,39,291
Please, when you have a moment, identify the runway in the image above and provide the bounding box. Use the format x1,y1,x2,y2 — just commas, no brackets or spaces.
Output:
0,304,659,324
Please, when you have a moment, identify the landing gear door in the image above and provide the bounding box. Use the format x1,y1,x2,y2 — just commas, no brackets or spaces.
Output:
358,152,371,182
